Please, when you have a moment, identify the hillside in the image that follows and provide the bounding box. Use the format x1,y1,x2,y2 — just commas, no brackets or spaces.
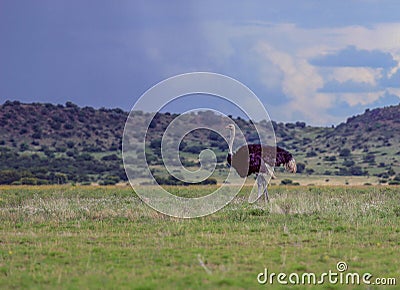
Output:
0,100,399,185
0,101,126,151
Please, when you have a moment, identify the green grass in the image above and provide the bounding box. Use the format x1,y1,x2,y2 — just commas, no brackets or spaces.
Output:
0,185,399,289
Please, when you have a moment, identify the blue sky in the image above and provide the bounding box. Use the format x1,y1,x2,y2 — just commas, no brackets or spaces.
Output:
1,1,400,126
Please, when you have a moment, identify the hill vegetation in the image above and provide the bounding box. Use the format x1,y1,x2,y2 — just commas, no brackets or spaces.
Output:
0,100,399,185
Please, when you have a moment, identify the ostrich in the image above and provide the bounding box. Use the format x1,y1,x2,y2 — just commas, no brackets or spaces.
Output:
226,124,296,202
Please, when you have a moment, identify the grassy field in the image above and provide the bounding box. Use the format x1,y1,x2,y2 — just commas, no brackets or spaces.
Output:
0,185,399,289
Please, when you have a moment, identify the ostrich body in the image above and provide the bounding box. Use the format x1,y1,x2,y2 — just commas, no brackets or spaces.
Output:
226,124,296,202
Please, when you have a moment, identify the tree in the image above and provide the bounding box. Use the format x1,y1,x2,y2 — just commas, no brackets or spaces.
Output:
296,162,306,173
19,143,29,152
66,141,75,148
149,139,161,149
54,173,68,184
0,170,21,184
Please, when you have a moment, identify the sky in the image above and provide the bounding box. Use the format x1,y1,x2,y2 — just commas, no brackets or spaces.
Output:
1,1,400,126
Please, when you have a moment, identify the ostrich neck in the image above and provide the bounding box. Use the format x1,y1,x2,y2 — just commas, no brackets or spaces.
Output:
228,127,235,155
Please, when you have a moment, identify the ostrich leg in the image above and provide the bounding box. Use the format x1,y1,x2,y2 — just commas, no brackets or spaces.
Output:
261,159,276,179
256,174,263,200
260,174,269,203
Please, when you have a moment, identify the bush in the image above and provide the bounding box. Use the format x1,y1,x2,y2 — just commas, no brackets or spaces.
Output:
19,177,38,185
280,179,299,185
388,180,400,185
305,168,314,175
154,175,217,186
101,154,119,161
19,143,29,152
99,179,118,186
295,121,306,128
306,151,317,157
363,153,375,164
200,177,217,185
339,148,351,157
0,170,21,184
183,145,203,154
99,175,120,185
32,132,42,139
296,162,305,173
324,156,337,162
149,139,161,149
342,159,355,167
281,179,293,185
64,123,74,130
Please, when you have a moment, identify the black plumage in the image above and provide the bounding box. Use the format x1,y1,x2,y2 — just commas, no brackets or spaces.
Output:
227,144,296,178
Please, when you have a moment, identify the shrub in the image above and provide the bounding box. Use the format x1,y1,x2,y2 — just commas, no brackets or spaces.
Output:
19,177,38,185
363,153,375,164
306,151,317,157
32,132,42,139
64,123,74,130
99,179,118,186
388,180,400,185
280,179,300,186
149,139,161,149
342,159,355,167
281,179,293,185
339,148,351,157
183,145,203,154
296,162,305,173
324,156,337,162
101,154,119,161
0,170,21,184
306,168,314,175
19,143,29,152
200,177,217,185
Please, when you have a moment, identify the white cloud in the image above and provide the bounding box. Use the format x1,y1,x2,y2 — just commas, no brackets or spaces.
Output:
256,42,328,124
328,67,382,85
201,21,400,125
337,91,384,107
387,87,400,97
388,54,400,78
